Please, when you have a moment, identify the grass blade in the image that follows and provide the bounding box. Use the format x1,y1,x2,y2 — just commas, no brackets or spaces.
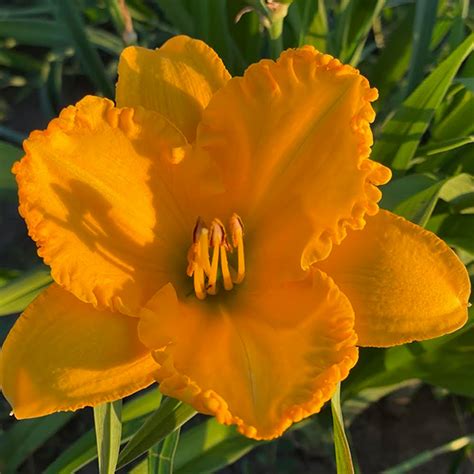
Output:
155,0,195,35
343,0,386,66
417,135,474,157
94,400,123,474
174,419,261,474
373,33,474,170
51,0,114,97
44,389,162,474
383,435,474,473
0,20,67,47
381,174,447,226
148,427,181,474
405,0,439,96
0,413,73,473
0,267,52,316
117,398,196,469
331,383,355,474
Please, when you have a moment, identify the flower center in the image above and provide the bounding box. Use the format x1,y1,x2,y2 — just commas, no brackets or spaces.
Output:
186,214,245,300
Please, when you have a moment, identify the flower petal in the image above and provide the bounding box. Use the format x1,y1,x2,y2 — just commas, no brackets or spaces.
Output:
138,270,358,440
318,210,471,347
1,284,156,418
13,95,214,315
116,35,231,141
193,47,391,281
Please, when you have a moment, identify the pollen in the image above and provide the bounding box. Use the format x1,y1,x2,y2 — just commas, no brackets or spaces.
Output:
187,214,245,299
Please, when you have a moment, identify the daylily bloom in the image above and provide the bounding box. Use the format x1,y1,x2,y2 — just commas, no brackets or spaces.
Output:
1,36,470,440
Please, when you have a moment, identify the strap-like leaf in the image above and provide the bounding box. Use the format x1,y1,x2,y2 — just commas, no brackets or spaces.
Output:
150,427,181,474
0,266,52,316
0,413,73,474
50,0,114,97
94,400,123,474
117,398,196,469
44,389,162,474
331,383,355,474
383,434,474,474
373,33,474,170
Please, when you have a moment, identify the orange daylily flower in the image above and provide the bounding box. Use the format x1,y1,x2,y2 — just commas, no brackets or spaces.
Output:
1,36,470,440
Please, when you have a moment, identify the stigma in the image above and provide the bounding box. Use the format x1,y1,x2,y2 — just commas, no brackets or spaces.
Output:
187,213,245,300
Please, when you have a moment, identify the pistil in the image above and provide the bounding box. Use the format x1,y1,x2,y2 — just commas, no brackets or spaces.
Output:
230,213,245,284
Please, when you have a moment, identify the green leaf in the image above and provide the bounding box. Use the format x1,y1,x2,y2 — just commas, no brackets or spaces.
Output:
122,389,163,423
150,427,181,474
455,77,474,93
341,0,386,66
0,413,73,473
331,0,353,60
227,0,262,73
174,418,261,474
364,5,414,105
86,26,124,55
0,267,52,316
380,174,445,226
416,135,474,158
345,308,474,399
0,5,52,18
383,434,474,473
438,173,474,202
405,0,439,95
432,91,474,142
0,20,68,47
373,33,474,170
44,389,162,474
331,383,355,474
289,0,328,51
94,400,123,474
0,140,22,194
117,398,197,469
51,0,114,97
0,49,43,74
156,0,195,34
428,213,474,255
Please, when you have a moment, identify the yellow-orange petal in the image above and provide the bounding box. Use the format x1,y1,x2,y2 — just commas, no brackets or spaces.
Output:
1,284,156,418
13,95,212,315
318,210,471,347
193,46,391,282
116,35,231,142
138,270,358,440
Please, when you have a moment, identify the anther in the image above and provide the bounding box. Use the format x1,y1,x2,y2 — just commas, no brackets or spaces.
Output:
188,218,210,300
229,213,245,284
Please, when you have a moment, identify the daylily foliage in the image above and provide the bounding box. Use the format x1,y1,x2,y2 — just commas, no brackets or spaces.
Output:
1,36,470,440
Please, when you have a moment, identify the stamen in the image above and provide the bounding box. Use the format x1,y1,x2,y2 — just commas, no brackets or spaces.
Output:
188,218,210,300
208,219,225,295
193,265,206,300
207,246,220,295
187,214,244,298
229,213,245,284
198,228,211,276
220,246,234,291
193,217,211,276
